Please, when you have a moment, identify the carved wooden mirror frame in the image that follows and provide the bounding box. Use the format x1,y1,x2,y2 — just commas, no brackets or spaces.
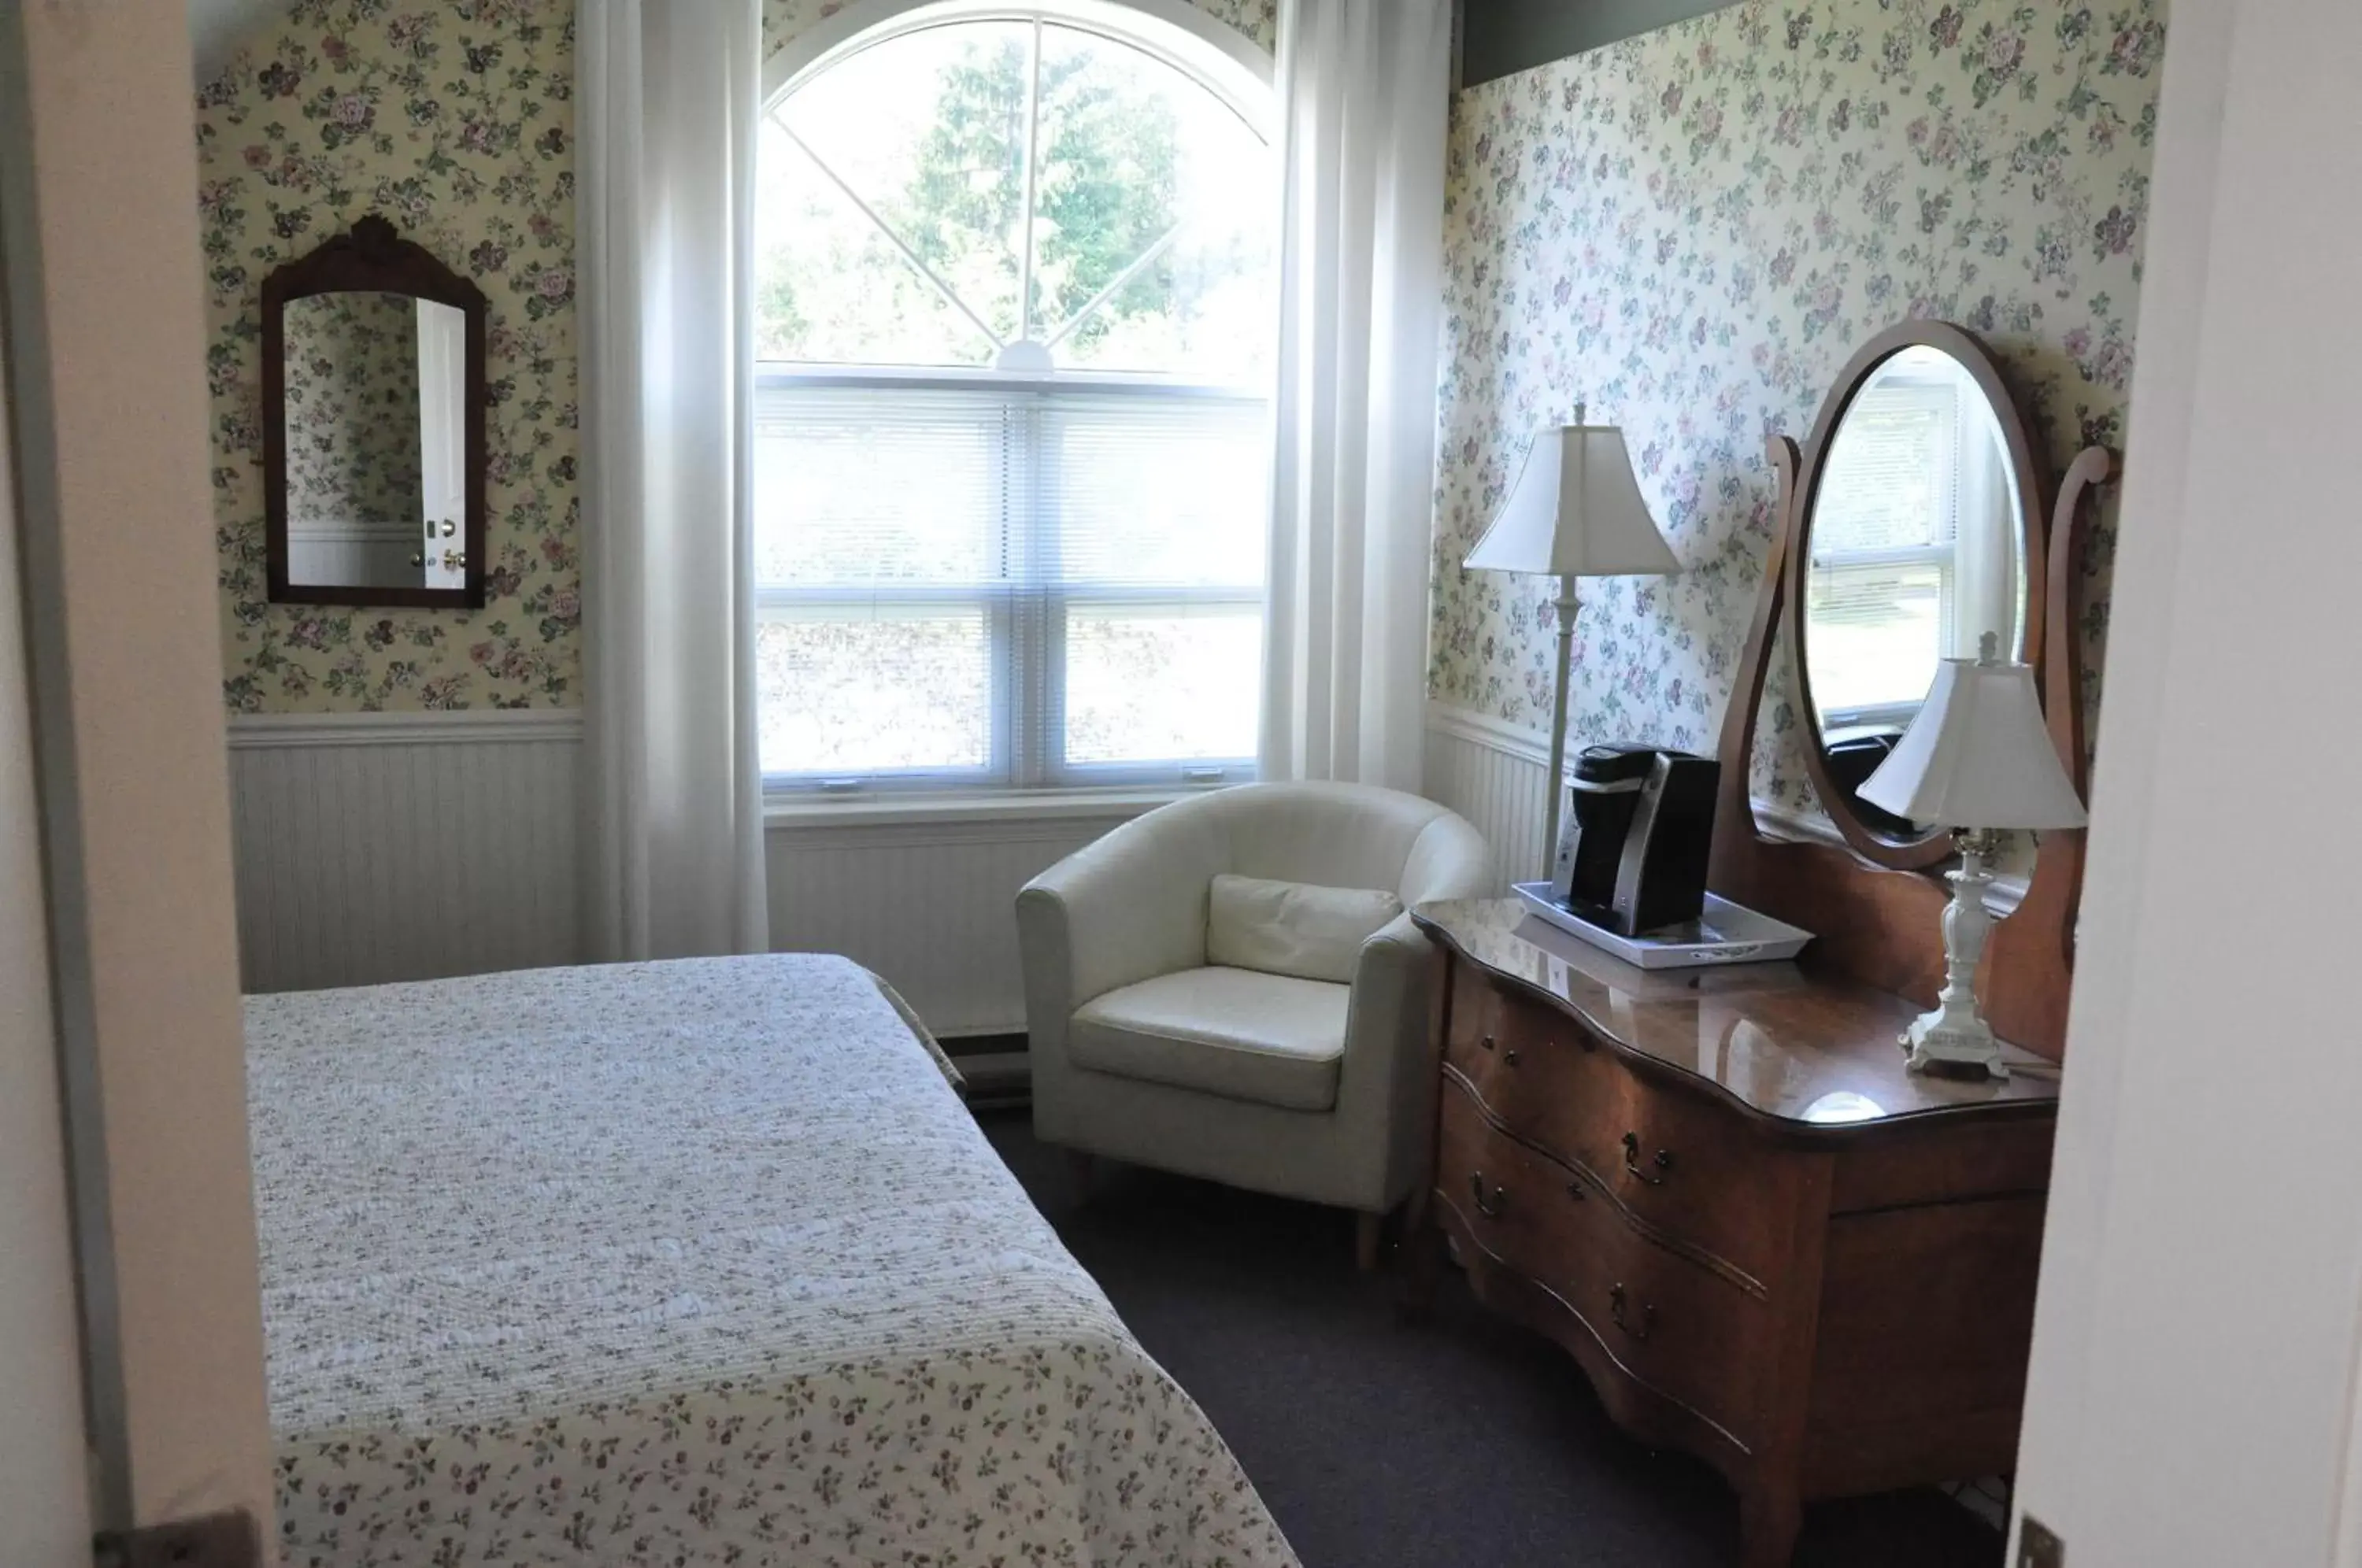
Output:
261,214,490,610
1708,320,2115,1060
1786,321,2053,870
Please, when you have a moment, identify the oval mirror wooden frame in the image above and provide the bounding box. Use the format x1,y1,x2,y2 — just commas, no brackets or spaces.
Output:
1706,315,2117,1061
261,214,489,610
1783,320,2051,870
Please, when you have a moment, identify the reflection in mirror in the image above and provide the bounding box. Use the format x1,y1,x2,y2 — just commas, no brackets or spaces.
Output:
1803,345,2027,833
281,290,469,593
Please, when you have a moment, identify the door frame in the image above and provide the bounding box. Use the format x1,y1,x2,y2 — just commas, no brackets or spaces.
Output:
0,0,274,1540
2011,0,2362,1561
0,172,95,1568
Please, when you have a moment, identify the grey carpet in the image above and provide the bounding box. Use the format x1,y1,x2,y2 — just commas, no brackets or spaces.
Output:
979,1109,2004,1568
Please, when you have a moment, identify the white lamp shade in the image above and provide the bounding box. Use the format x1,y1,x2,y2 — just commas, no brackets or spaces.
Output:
1464,425,1680,578
1857,655,2089,830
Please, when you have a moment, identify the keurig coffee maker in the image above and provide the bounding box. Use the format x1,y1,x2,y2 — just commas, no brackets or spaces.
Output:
1549,743,1720,936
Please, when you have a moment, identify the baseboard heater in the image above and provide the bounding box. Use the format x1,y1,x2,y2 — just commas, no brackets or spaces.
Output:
944,1033,1030,1106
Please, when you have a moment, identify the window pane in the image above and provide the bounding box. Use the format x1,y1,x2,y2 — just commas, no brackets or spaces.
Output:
755,383,1265,784
772,24,1031,356
1035,26,1273,379
1805,561,1945,719
758,610,993,775
1064,605,1259,767
756,120,999,367
754,387,1005,586
761,17,1272,379
1042,393,1266,589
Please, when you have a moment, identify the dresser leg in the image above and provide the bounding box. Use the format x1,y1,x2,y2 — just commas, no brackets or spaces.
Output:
1738,1490,1802,1568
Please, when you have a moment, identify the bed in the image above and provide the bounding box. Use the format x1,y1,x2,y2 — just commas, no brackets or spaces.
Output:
247,953,1298,1567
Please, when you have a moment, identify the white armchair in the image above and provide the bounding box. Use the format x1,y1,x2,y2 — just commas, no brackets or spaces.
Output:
1016,782,1492,1264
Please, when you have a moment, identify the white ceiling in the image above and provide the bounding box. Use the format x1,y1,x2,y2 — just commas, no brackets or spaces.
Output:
187,0,292,79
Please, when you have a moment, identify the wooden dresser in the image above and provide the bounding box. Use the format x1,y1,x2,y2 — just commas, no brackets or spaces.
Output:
1406,898,2060,1568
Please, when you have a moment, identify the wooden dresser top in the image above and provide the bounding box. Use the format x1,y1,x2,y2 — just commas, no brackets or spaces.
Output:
1413,898,2061,1130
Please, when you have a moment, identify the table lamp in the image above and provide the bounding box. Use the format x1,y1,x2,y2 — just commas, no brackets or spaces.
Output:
1464,415,1681,882
1858,631,2089,1079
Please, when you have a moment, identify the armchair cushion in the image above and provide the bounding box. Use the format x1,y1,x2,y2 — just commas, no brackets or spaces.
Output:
1069,966,1349,1113
1205,875,1403,984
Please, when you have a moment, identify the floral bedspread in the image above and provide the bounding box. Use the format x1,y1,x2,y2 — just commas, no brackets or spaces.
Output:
246,954,1297,1567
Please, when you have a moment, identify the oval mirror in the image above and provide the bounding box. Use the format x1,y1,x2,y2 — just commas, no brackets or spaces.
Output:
1789,323,2048,865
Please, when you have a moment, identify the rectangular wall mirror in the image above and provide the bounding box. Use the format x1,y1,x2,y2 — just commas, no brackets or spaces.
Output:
262,216,487,609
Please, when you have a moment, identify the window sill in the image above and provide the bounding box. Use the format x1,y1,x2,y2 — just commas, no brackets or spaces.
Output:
763,785,1215,831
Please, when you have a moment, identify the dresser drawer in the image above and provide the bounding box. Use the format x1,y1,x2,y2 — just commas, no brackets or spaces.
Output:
1433,1058,1596,1286
1445,971,1627,1188
1443,965,1798,1287
1435,1078,1772,1444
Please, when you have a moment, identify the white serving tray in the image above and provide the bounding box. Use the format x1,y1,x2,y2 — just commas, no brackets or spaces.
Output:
1511,883,1813,969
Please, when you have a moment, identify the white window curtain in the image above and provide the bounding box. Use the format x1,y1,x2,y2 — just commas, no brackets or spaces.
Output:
1259,0,1452,793
577,0,769,960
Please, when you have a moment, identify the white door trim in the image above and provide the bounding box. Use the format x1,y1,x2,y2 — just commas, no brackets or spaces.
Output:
2011,2,2362,1562
0,150,94,1566
0,0,275,1537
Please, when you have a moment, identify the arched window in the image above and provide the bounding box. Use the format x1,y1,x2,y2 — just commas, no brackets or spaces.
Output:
753,2,1275,793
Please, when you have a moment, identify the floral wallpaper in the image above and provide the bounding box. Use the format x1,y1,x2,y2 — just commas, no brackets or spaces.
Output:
281,290,424,528
1428,0,2165,818
1179,0,1278,54
202,0,1272,713
200,0,580,712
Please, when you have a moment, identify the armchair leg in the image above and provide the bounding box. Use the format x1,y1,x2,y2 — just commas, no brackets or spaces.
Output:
1355,1210,1385,1272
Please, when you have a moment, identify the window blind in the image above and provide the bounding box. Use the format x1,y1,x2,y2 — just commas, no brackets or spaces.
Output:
1812,383,1961,559
752,377,1269,787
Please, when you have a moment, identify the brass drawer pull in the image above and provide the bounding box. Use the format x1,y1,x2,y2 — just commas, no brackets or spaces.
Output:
1469,1171,1507,1219
1609,1283,1655,1341
1622,1131,1673,1185
1476,1032,1520,1066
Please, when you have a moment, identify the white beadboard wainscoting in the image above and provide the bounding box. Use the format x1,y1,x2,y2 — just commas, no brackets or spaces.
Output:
765,797,1163,1038
226,710,1160,1032
1422,703,1556,889
234,701,1927,1023
222,701,1617,1007
227,710,586,993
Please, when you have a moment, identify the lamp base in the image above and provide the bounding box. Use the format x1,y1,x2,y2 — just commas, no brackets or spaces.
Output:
1899,1008,2009,1081
1899,833,2010,1082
